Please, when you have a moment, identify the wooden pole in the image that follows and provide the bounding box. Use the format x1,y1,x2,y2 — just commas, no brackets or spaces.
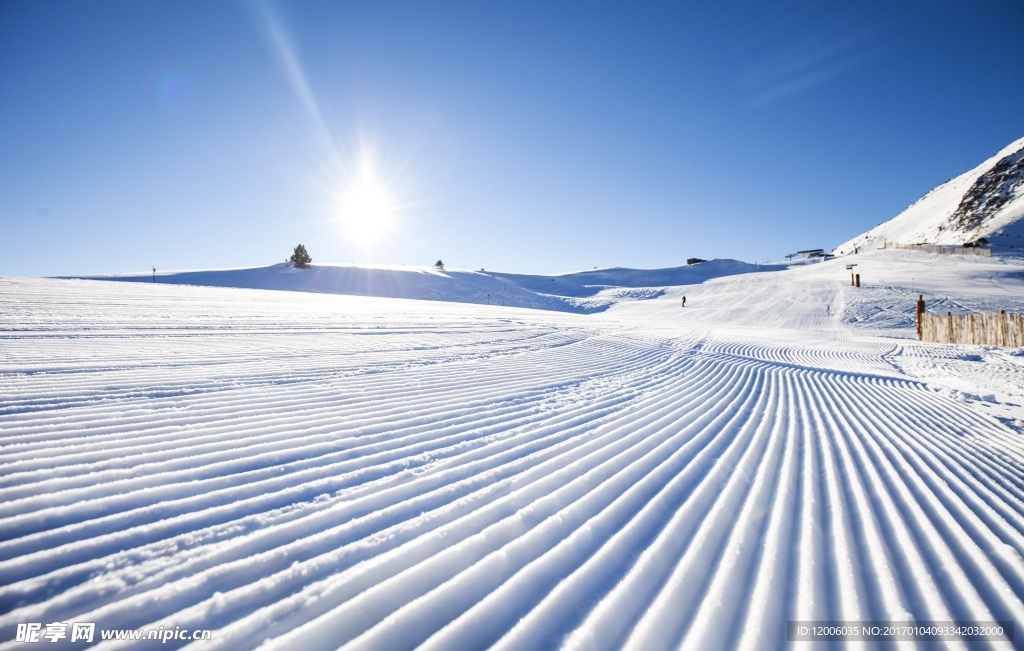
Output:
915,295,925,339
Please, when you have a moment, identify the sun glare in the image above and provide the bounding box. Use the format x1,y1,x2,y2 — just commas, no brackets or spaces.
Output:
338,174,396,245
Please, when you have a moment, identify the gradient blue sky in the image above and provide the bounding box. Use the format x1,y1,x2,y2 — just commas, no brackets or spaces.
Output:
2,0,1022,276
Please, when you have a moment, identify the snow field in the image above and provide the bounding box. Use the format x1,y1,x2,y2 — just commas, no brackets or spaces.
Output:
1,269,1023,650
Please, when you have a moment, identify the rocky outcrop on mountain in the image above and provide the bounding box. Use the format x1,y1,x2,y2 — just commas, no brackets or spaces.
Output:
944,146,1024,236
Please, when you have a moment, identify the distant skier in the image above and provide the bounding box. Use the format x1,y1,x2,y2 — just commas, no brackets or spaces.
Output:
681,296,686,307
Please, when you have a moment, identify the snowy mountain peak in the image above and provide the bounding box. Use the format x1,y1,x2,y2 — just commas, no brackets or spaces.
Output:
833,136,1024,254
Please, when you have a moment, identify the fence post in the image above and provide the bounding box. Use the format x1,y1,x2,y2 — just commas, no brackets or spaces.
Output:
915,295,925,339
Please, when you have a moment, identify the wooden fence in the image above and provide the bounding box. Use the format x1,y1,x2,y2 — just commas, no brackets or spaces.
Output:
883,241,992,257
920,310,1024,346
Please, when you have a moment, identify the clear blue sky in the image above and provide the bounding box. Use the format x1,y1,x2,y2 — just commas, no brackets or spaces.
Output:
1,0,1022,276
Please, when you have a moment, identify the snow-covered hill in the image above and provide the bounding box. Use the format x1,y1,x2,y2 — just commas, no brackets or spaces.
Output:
3,248,1024,650
833,136,1024,253
72,259,782,313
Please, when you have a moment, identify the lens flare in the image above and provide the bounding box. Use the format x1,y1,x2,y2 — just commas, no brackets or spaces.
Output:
249,1,416,254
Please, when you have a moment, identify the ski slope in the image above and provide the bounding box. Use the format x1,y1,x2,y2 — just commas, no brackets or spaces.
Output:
2,250,1024,649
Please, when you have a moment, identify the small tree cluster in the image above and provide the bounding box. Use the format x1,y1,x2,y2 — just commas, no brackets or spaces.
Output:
290,244,312,269
434,259,445,270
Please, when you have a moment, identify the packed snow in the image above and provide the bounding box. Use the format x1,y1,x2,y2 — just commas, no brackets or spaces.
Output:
2,246,1024,649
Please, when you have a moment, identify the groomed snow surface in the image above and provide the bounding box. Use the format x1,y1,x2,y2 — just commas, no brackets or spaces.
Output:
3,249,1024,649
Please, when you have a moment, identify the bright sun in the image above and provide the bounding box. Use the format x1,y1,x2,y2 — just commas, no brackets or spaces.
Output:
338,175,396,245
